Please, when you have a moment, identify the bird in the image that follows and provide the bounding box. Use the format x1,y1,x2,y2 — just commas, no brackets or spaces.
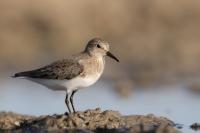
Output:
13,38,119,114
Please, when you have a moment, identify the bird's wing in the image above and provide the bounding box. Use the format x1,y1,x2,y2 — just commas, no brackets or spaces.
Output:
14,59,84,80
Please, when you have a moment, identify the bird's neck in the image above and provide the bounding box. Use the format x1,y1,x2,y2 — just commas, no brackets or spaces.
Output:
83,50,104,59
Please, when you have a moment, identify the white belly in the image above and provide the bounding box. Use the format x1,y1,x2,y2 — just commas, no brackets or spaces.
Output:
26,73,101,93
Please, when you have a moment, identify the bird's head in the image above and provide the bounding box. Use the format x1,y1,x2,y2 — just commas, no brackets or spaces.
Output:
85,38,119,62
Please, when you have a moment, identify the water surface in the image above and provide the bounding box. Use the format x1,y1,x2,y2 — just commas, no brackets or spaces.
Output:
0,79,199,133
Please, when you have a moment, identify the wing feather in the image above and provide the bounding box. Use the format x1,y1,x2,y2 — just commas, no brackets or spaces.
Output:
14,59,84,80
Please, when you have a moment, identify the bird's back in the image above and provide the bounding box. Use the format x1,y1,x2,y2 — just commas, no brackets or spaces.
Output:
14,54,84,80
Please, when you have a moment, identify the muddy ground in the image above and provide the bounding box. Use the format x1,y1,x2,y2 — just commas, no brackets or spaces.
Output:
0,108,180,133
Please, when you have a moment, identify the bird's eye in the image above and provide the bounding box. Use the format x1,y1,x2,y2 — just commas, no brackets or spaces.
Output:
96,44,101,48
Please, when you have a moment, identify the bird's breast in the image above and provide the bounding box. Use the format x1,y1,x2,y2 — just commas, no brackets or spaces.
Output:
80,57,105,77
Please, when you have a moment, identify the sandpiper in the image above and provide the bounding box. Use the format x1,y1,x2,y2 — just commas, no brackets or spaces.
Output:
13,38,119,114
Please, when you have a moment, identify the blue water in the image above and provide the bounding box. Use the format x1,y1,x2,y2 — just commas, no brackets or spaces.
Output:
0,78,200,133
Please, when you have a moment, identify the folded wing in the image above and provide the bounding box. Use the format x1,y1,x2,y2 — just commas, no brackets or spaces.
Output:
14,59,84,80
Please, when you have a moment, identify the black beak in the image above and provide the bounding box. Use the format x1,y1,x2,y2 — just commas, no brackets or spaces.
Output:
106,51,119,62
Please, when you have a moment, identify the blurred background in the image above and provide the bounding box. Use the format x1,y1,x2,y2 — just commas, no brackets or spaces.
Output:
0,0,200,132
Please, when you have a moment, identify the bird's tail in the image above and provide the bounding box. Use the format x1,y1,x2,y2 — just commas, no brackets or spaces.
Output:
12,71,31,78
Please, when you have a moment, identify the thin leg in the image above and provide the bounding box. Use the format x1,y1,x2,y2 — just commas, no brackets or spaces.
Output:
70,90,77,113
65,93,71,114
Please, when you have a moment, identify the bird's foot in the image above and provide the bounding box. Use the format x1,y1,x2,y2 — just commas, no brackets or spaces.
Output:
64,112,69,116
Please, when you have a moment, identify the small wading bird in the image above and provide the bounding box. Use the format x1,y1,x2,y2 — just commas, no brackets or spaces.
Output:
13,38,119,114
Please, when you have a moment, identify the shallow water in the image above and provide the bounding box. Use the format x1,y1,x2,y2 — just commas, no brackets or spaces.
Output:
0,78,200,133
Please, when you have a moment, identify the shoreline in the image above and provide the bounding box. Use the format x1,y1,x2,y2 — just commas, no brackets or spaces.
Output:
0,108,179,133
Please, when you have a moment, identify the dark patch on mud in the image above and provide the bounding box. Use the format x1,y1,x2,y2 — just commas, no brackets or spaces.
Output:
191,123,200,131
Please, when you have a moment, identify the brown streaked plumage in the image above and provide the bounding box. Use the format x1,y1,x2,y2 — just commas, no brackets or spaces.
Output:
13,37,119,114
14,59,84,80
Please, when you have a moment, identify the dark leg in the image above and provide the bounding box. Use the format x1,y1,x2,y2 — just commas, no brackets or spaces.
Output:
70,90,77,113
65,93,71,114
